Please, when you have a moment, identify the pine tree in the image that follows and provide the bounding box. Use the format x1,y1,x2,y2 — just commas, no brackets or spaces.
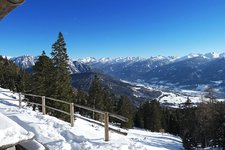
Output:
32,51,56,96
101,88,115,112
16,68,30,92
88,75,102,119
51,32,73,100
30,51,56,111
75,88,87,115
51,32,74,120
136,100,162,132
117,96,134,128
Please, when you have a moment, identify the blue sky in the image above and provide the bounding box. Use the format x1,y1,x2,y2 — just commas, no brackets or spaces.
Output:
1,0,225,59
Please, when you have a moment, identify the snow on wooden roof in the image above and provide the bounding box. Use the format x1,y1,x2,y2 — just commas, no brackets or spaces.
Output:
0,112,34,149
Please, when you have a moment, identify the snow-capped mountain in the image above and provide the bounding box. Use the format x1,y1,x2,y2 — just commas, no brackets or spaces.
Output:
79,52,225,93
10,55,38,69
78,56,176,81
8,52,225,93
9,55,91,74
176,52,223,62
78,56,172,64
78,57,97,63
68,59,91,74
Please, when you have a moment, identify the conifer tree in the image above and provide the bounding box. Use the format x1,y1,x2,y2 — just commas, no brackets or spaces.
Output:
102,89,116,112
51,32,74,101
32,51,56,96
117,96,134,128
75,88,87,115
150,100,162,131
88,75,102,119
16,68,30,92
30,51,55,111
51,32,74,120
136,100,162,132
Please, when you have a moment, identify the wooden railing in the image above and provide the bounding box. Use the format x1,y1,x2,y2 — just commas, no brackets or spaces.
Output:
0,90,128,141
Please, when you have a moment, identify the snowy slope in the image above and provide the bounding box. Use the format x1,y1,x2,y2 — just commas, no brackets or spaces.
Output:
0,88,184,150
0,112,34,147
120,80,205,107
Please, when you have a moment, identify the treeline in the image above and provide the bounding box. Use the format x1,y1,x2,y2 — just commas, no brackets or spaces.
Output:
133,98,225,149
0,56,29,92
75,75,135,128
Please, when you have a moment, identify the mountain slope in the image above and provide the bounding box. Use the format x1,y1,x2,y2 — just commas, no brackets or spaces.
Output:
0,87,184,150
143,57,210,86
79,53,225,91
71,72,162,104
79,56,176,81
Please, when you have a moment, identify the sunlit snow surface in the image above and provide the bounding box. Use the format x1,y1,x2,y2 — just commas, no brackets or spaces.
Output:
0,87,184,150
0,112,34,147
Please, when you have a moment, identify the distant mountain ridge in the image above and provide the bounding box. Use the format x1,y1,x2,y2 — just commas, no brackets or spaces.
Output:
7,52,225,93
6,53,224,104
78,52,225,64
78,52,225,92
9,55,91,74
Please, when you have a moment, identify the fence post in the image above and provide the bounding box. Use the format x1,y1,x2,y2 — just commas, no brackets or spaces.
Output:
19,93,22,109
104,112,109,141
42,96,46,115
70,103,74,127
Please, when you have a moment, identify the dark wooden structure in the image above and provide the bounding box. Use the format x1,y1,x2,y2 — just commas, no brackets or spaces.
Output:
0,0,24,20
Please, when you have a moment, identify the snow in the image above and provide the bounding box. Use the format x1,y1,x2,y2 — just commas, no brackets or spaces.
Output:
78,57,97,63
68,59,80,73
158,91,202,107
99,57,111,63
10,55,37,69
176,52,225,62
120,80,210,107
0,88,184,150
0,112,34,147
204,52,220,59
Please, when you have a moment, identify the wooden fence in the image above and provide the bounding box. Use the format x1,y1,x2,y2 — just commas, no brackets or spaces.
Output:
0,90,128,141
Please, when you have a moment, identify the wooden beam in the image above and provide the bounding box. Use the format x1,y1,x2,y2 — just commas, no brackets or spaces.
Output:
104,112,109,141
0,0,24,20
70,103,74,127
42,96,46,115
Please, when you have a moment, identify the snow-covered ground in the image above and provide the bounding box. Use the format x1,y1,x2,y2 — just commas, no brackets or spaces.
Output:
158,92,200,108
120,79,225,108
0,87,184,150
0,112,34,147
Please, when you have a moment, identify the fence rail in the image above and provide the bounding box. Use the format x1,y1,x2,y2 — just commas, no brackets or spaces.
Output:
74,103,105,114
26,101,42,107
0,98,19,101
0,90,128,141
45,96,71,105
23,93,43,98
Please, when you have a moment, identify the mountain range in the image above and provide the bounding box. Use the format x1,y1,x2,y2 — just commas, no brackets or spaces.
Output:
9,55,91,74
5,52,225,104
78,52,225,93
